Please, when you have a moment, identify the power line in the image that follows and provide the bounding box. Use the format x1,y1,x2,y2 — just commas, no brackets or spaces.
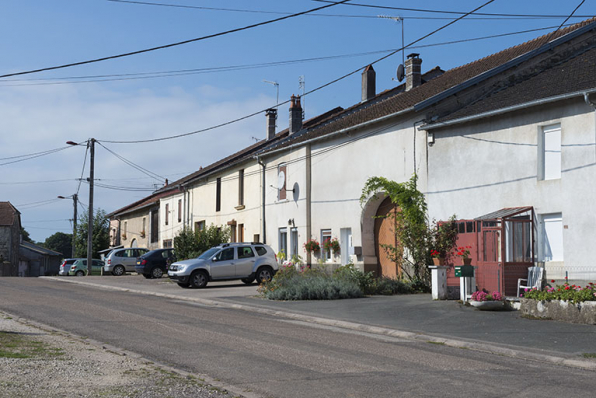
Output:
0,178,76,185
311,1,595,18
96,141,166,181
0,24,576,87
107,0,592,20
99,0,497,145
76,142,90,196
540,0,588,46
0,146,74,166
0,0,351,79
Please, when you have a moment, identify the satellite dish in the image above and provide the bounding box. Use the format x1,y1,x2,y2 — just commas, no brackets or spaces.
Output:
396,64,405,82
277,170,286,190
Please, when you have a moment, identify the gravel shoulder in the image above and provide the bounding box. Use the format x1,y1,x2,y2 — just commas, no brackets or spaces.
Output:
0,311,238,398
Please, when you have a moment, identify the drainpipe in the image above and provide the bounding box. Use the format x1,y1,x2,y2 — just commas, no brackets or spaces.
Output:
584,92,596,162
256,155,267,244
305,144,312,267
412,119,426,185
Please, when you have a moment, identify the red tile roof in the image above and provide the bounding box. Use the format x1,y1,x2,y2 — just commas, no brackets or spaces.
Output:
0,202,19,226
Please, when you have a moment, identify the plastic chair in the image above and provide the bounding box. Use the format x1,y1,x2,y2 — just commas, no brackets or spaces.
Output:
517,266,544,297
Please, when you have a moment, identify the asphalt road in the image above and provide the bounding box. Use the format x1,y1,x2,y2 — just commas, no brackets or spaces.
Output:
1,278,595,398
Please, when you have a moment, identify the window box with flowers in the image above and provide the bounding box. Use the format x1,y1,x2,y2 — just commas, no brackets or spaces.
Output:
303,239,320,254
140,231,146,238
122,233,127,240
431,250,445,266
323,237,340,256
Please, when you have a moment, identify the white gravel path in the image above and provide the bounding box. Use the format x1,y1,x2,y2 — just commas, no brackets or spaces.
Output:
0,312,239,398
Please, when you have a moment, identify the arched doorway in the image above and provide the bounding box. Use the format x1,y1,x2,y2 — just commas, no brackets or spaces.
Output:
130,238,137,248
374,197,401,278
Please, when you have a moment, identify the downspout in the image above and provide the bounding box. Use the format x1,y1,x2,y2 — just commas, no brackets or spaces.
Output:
584,92,596,162
305,144,312,267
256,155,267,244
412,119,426,184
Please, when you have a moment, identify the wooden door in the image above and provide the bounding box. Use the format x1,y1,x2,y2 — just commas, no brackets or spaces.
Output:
374,197,400,278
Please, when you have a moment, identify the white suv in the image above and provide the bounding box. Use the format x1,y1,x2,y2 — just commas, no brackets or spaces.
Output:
168,243,278,288
104,248,149,276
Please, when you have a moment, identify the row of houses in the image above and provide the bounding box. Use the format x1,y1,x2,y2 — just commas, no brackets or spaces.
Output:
107,19,596,292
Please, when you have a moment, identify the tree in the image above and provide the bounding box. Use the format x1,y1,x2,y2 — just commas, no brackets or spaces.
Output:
74,209,110,259
174,224,231,260
43,232,73,258
20,227,32,243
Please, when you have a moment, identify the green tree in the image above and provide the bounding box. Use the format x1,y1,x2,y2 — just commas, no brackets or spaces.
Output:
74,209,110,259
43,232,73,257
20,227,32,243
174,224,230,260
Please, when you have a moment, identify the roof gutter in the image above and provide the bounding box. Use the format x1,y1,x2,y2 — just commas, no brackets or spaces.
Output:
414,20,596,112
258,106,414,158
421,89,596,131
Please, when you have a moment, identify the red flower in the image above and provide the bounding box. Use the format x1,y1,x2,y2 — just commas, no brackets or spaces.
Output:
565,286,570,290
551,280,555,283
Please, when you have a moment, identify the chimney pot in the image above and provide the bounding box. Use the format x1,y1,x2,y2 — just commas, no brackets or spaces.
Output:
361,65,376,102
289,95,303,135
266,108,277,140
405,53,422,91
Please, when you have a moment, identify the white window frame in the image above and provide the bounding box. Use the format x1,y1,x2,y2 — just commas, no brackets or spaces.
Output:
279,227,288,257
540,213,564,262
538,123,561,181
290,228,298,257
321,229,332,262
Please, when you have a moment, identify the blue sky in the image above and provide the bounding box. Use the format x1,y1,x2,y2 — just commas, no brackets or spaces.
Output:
1,0,594,244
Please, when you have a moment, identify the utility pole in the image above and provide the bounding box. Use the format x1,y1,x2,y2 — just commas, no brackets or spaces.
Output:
57,193,78,258
87,139,95,276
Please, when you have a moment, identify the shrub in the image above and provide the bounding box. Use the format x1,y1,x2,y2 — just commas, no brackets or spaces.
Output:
523,282,596,304
370,277,413,295
259,265,363,300
174,224,230,260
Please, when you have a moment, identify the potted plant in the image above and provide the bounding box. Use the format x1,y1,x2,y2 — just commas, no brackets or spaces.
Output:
140,230,146,238
470,290,504,310
456,246,472,265
303,238,320,254
430,249,444,266
323,237,340,255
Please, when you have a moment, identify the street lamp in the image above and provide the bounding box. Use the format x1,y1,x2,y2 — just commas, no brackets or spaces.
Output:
58,194,77,258
67,139,95,276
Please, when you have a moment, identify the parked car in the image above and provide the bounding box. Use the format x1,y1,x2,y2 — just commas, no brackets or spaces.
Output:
135,248,176,279
68,259,104,276
104,248,149,276
168,243,278,288
59,258,81,276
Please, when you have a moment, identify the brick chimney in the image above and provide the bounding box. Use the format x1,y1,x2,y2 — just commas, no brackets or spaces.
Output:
289,95,303,135
266,108,277,140
361,64,376,102
405,53,422,91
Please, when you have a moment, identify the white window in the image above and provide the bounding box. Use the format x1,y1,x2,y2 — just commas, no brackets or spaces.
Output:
290,228,298,257
540,213,563,262
321,229,332,262
540,124,561,180
279,227,288,257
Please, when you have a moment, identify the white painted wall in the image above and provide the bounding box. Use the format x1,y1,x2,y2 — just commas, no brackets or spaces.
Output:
426,98,596,279
187,159,263,243
160,192,185,247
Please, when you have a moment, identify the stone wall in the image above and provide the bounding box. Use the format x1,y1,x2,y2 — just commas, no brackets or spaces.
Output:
521,298,596,324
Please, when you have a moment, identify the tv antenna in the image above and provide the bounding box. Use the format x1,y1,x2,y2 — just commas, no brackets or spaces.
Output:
299,75,305,119
263,80,279,108
378,15,405,82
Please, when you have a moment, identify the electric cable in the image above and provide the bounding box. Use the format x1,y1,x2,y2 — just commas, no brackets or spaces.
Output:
100,0,497,144
0,1,351,79
96,141,166,181
0,24,576,87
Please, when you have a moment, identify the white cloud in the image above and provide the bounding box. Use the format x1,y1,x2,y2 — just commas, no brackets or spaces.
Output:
0,82,275,243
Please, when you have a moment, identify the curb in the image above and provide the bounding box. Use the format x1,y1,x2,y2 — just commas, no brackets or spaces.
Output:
45,277,596,372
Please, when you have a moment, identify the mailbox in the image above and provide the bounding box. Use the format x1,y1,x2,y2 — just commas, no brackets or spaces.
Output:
454,265,474,277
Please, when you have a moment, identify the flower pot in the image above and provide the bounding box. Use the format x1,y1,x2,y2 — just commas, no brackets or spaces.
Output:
432,257,445,266
463,258,472,265
470,301,504,311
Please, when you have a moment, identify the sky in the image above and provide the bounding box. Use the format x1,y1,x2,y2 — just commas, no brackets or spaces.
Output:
1,0,595,244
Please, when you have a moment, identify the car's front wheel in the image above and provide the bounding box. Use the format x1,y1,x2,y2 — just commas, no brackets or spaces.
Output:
112,265,125,276
150,267,164,279
256,266,274,283
189,271,208,288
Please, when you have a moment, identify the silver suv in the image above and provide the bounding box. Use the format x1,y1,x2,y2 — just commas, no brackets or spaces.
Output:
104,248,149,276
168,243,278,288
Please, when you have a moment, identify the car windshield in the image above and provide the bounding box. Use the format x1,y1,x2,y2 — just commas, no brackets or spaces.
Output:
198,248,220,260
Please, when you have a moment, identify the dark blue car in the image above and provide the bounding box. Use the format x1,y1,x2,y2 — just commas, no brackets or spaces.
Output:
135,248,176,279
